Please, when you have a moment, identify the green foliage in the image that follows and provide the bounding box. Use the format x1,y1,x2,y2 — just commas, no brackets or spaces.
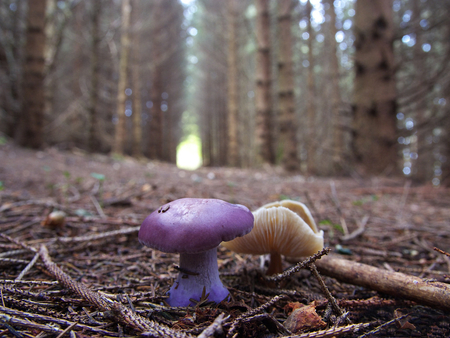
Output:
278,195,300,201
90,173,105,181
352,195,378,206
111,153,125,162
227,181,236,188
75,209,92,217
0,181,4,191
319,219,344,234
335,244,353,255
319,219,344,240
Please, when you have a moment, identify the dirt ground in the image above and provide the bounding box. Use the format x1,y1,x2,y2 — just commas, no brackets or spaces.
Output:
1,142,449,337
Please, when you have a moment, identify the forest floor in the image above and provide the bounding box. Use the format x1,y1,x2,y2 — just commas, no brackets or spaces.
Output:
0,141,449,338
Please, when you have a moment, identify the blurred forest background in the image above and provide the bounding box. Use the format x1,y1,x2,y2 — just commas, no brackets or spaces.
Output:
1,0,449,185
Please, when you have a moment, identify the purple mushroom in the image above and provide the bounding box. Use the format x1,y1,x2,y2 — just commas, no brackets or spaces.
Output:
138,198,254,307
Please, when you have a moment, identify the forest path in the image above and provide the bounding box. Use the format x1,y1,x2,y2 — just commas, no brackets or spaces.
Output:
1,143,449,337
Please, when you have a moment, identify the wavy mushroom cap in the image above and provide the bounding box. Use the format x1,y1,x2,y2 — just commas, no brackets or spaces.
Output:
139,198,254,254
222,202,324,258
260,200,319,233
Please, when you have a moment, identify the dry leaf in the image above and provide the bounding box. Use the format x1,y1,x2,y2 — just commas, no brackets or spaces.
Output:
284,302,326,333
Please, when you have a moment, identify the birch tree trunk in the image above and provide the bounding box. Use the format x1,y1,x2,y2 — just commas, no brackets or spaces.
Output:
351,0,398,175
255,0,275,165
227,0,239,167
18,0,47,148
277,0,299,171
113,0,131,155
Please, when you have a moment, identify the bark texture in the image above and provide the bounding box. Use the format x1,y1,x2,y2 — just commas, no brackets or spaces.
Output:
18,0,47,148
113,0,131,155
277,0,299,171
306,1,317,174
315,255,450,311
148,0,163,160
351,0,397,175
131,0,142,158
227,0,239,167
88,0,101,153
255,0,275,165
324,0,344,173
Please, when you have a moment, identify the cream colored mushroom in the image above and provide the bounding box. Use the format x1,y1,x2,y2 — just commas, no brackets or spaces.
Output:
222,200,324,275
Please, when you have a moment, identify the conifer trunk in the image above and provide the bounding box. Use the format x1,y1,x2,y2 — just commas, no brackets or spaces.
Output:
131,0,142,158
277,0,299,171
149,0,163,160
306,1,316,174
325,0,344,173
113,0,131,155
351,0,398,175
255,0,275,165
18,0,47,148
88,0,101,153
227,0,239,167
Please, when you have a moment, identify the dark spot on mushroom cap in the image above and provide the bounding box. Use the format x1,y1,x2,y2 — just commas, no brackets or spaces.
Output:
138,198,254,254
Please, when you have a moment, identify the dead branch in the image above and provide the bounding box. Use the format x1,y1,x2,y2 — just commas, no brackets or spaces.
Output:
281,322,371,338
265,248,331,283
315,255,450,311
309,263,347,322
198,313,229,338
39,244,192,338
226,295,286,338
0,306,121,336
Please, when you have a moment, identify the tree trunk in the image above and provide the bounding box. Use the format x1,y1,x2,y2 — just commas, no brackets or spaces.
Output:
131,0,142,158
255,0,275,165
351,0,398,175
306,1,316,174
113,0,131,155
277,0,299,171
323,0,344,174
148,1,163,160
18,0,47,148
227,0,239,167
88,0,101,153
412,0,432,183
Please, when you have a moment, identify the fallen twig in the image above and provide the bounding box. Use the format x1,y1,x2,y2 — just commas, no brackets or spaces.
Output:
90,195,106,219
198,313,229,338
227,295,286,338
39,244,192,338
434,247,450,257
0,306,121,336
340,215,369,241
282,322,371,338
315,255,450,311
57,226,140,243
309,263,348,322
266,248,331,283
15,252,40,281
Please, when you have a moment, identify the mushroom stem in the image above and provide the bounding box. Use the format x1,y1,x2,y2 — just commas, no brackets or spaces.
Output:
267,252,283,275
168,248,229,307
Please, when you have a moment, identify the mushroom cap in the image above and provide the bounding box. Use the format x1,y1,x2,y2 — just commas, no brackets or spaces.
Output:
222,201,324,258
260,200,319,233
138,198,254,254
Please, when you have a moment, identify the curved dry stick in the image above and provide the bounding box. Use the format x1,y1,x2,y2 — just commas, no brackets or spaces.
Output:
315,255,450,311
